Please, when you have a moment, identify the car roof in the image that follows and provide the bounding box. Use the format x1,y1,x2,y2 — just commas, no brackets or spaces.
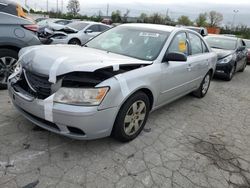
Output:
120,23,176,32
74,21,105,25
206,34,239,40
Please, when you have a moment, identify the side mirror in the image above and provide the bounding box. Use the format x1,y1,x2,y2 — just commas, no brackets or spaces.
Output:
85,29,93,34
164,52,187,62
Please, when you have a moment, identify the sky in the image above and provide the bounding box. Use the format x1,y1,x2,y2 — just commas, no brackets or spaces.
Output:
15,0,250,26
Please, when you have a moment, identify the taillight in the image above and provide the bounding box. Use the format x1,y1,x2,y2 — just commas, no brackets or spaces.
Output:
22,24,38,32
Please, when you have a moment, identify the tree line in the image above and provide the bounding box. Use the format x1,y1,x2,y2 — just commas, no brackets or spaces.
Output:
31,0,250,39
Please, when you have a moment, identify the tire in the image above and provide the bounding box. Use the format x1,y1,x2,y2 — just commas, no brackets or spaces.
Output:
239,60,247,72
68,38,81,45
192,71,211,98
112,92,150,142
225,65,236,81
0,49,18,89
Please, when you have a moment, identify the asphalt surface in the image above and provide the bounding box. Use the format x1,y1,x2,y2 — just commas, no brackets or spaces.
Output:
0,67,250,188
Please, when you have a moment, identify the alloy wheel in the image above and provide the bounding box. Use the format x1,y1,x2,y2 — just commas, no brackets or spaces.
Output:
229,66,236,79
202,74,210,95
124,100,147,136
0,56,18,84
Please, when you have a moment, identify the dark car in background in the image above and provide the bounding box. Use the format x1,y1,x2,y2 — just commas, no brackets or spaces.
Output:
205,35,247,81
0,0,41,89
244,39,250,64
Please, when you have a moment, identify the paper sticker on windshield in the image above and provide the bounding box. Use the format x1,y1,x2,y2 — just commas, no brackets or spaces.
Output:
139,32,159,38
179,41,186,52
16,4,26,18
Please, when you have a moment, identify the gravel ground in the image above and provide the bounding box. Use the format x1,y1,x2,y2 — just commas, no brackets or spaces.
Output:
0,67,250,188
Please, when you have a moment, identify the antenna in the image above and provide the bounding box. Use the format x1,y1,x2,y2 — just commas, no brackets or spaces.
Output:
106,3,109,17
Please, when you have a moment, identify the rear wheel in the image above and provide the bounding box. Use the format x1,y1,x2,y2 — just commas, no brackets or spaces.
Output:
0,49,18,89
68,38,81,45
225,65,236,81
193,72,211,98
112,92,150,142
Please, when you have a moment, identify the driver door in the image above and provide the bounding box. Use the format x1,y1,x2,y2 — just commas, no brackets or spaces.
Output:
158,32,194,105
82,24,100,43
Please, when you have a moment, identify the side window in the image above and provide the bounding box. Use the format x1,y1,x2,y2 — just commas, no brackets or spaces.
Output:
189,33,203,55
237,40,242,48
99,25,109,32
202,41,209,53
241,40,246,47
168,32,188,55
87,25,99,32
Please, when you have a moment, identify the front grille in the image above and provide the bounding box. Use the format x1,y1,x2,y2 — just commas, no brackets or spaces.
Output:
24,70,52,99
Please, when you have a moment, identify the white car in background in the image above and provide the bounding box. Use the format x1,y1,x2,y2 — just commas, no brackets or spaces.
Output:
50,21,111,45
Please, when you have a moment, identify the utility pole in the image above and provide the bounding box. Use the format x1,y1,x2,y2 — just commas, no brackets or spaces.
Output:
61,0,63,13
106,3,109,17
232,10,239,29
46,0,48,13
56,0,59,13
25,0,27,7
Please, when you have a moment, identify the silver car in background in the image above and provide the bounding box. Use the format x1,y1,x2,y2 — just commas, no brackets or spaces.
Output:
49,21,111,45
8,24,217,142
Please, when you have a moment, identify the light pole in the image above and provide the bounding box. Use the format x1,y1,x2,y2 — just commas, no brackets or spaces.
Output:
232,10,239,28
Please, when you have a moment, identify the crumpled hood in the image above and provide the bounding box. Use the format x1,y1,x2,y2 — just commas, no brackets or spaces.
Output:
211,48,234,60
19,45,152,77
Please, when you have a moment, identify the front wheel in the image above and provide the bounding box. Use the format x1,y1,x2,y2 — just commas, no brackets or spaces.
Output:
68,38,81,45
239,60,247,72
193,72,211,98
112,92,150,142
225,65,236,81
0,49,18,89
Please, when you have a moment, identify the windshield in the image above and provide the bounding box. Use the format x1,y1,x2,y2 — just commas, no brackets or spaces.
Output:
67,22,89,31
86,26,170,61
205,36,237,50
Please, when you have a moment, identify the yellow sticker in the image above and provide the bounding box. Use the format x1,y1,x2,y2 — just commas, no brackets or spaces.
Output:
178,41,186,52
16,4,26,18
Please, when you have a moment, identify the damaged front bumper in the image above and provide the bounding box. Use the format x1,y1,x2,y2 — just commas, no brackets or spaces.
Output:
8,78,119,140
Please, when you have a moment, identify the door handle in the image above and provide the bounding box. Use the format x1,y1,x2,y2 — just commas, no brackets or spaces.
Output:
187,64,192,71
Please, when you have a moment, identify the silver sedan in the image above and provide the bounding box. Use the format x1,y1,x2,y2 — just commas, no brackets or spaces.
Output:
8,24,217,142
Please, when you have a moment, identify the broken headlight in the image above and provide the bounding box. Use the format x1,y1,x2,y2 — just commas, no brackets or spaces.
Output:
53,87,109,106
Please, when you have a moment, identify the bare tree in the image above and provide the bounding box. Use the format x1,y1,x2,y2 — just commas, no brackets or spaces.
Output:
208,11,223,27
67,0,80,17
123,9,130,23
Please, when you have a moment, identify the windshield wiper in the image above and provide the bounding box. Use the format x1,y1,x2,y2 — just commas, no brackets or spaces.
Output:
210,46,222,49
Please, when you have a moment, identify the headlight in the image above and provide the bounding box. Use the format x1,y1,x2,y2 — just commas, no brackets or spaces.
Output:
218,54,233,64
14,62,22,73
8,62,22,80
53,87,109,106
